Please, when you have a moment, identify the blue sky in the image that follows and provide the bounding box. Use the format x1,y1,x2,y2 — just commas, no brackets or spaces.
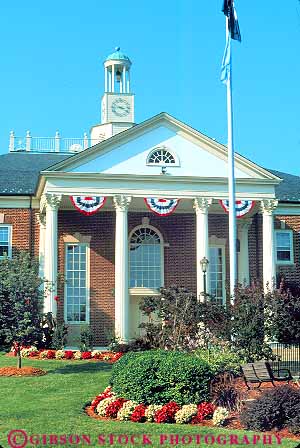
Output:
0,1,299,174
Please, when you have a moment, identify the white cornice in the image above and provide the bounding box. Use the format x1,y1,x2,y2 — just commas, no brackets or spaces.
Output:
40,171,280,185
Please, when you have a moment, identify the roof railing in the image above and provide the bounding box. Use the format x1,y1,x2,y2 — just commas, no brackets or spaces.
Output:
9,131,100,153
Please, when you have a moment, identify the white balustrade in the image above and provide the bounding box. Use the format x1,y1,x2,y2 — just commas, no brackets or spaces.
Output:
9,131,98,153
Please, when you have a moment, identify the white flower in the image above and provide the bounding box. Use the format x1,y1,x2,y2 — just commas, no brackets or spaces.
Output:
96,397,116,416
91,350,102,358
212,407,230,426
117,400,138,421
175,404,198,424
55,350,65,359
145,404,163,422
74,351,82,360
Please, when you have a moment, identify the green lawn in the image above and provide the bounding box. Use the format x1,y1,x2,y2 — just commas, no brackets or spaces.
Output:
0,354,298,448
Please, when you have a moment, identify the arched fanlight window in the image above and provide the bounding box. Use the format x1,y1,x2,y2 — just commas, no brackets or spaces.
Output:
146,147,178,166
129,226,163,289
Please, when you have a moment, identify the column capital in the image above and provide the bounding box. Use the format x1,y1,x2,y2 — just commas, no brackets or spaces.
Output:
113,195,132,212
37,212,46,227
42,193,62,211
193,197,213,214
237,217,252,233
261,199,278,215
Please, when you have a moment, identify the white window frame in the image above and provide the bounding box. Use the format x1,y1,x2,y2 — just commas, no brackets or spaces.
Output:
146,146,180,167
129,224,164,294
275,230,294,265
209,244,226,306
0,224,12,258
64,242,90,324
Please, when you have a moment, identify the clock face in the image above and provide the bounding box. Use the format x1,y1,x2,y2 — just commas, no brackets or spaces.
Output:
111,98,130,117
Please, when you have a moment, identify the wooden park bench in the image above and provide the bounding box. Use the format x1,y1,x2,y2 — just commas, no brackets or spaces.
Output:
241,361,293,389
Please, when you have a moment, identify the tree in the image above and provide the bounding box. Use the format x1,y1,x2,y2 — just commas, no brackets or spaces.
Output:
0,252,44,368
265,281,300,344
139,285,200,350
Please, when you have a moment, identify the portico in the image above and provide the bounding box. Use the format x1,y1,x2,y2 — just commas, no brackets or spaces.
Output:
39,184,278,343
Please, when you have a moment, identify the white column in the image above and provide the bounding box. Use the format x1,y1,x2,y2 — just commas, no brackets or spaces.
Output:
193,198,212,302
111,64,115,93
44,194,62,316
37,213,46,280
237,218,252,285
127,69,130,93
261,199,278,291
105,67,108,92
113,195,132,342
122,66,126,93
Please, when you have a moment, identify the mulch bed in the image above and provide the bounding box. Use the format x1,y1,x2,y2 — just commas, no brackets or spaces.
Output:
85,404,299,440
0,366,47,376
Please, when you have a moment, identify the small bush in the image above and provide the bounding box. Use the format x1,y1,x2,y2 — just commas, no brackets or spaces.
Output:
240,385,300,432
110,350,213,405
79,325,94,351
195,346,242,375
211,372,242,412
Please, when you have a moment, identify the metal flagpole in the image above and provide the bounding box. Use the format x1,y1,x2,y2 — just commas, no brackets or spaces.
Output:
225,18,238,303
221,0,241,302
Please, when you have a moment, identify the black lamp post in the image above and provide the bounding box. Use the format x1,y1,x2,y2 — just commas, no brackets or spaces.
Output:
200,256,209,301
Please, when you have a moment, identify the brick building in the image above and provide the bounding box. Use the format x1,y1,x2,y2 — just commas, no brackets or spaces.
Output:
1,48,300,346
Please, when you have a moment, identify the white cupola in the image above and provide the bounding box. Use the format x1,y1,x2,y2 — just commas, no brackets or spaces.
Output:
90,47,135,144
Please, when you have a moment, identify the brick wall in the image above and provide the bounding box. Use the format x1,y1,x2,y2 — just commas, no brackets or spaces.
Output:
6,207,298,345
1,208,39,257
57,211,236,345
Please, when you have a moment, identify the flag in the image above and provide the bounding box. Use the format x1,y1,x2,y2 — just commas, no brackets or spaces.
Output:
220,33,231,85
222,0,241,42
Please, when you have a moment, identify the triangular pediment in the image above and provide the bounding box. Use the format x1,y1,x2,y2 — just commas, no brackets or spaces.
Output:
44,113,280,182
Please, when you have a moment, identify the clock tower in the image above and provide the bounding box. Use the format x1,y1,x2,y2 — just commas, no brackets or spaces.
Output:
91,47,135,143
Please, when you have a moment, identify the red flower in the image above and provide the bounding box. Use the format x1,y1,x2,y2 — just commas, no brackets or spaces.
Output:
105,398,127,418
131,404,147,423
25,298,31,305
29,351,38,357
111,352,123,362
191,402,215,424
64,350,74,359
54,296,59,302
82,351,92,359
47,350,56,359
91,387,114,412
154,401,180,424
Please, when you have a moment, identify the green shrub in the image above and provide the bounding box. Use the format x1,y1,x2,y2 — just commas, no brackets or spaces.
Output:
195,346,242,375
79,325,94,351
240,385,300,432
110,350,213,405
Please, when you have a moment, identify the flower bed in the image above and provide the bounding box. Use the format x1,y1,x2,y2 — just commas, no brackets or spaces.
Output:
9,346,123,363
88,387,226,426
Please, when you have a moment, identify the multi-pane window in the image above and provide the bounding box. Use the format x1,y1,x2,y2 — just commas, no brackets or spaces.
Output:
0,225,11,258
65,244,88,322
275,231,293,264
147,147,176,165
130,227,162,289
209,247,225,305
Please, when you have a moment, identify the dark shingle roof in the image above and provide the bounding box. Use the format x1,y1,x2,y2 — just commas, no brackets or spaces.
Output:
0,153,299,203
0,152,73,195
267,169,300,203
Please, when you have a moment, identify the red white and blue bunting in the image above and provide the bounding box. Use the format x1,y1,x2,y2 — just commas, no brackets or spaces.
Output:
144,198,180,216
70,196,106,215
219,199,255,218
